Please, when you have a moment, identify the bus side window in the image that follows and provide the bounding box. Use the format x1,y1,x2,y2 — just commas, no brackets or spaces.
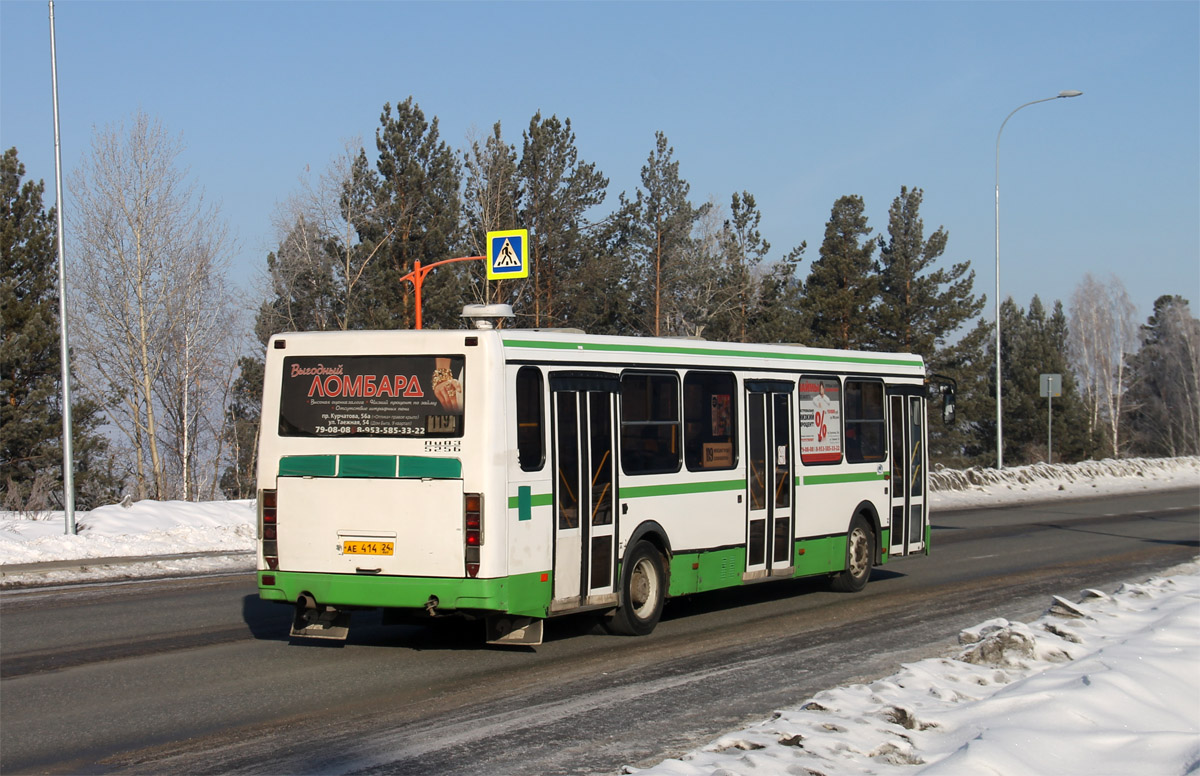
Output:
845,379,886,463
620,372,681,475
684,371,737,471
516,366,545,471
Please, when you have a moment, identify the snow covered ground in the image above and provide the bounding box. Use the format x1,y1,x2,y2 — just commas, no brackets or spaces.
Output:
1,457,1197,775
626,559,1200,776
2,456,1194,584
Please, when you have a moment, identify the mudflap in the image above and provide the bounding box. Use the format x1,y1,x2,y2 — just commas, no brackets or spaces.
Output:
485,615,544,646
291,595,350,641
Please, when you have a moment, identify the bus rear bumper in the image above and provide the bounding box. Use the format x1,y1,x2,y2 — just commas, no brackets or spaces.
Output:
258,569,551,618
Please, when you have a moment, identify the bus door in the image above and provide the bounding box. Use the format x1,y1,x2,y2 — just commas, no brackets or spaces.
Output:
888,389,927,556
550,373,619,609
744,381,795,579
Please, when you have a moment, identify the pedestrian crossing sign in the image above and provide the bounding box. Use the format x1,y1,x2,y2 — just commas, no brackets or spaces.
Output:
487,229,529,280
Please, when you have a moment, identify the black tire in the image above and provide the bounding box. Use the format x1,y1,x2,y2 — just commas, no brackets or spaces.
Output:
830,514,874,593
605,540,667,636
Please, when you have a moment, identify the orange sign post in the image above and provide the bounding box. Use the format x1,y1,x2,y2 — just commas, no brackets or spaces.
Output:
398,256,485,329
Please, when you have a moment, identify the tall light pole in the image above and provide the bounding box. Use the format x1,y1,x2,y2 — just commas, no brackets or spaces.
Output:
49,0,77,533
994,89,1082,469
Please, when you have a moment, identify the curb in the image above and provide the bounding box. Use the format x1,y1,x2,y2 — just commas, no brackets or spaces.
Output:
0,549,255,577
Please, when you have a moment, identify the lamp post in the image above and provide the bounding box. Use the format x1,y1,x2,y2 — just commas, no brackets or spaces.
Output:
994,89,1082,469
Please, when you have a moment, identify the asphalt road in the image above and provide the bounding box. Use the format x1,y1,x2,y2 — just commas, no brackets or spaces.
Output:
1,488,1196,775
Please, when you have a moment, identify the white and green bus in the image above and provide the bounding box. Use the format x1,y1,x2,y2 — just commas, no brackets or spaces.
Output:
256,309,951,645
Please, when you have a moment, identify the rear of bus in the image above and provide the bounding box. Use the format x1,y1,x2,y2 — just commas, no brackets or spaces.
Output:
255,329,513,640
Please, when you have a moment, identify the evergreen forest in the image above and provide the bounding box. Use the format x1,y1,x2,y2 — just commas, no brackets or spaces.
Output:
2,99,1198,507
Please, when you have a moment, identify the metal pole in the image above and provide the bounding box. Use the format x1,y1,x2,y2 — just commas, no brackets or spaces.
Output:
49,1,77,535
398,255,485,330
1047,392,1053,465
994,90,1082,470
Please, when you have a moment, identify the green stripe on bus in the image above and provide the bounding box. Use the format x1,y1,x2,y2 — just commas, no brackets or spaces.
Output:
667,535,859,596
502,338,923,368
621,479,746,499
279,455,337,477
397,456,462,478
801,471,888,486
278,454,461,479
339,455,396,478
508,491,554,510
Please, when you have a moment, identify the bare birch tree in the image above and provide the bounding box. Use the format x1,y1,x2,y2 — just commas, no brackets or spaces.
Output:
264,139,394,333
158,252,241,500
660,197,747,338
69,111,234,500
462,122,521,308
1068,273,1138,456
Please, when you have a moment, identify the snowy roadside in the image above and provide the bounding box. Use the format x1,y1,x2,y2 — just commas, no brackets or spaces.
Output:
624,559,1200,776
1,456,1195,587
0,459,1196,776
0,499,256,586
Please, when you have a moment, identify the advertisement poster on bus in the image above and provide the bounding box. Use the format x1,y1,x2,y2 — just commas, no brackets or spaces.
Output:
279,355,465,438
799,377,842,463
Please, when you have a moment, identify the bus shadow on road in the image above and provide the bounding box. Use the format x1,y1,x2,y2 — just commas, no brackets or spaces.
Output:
241,596,508,651
240,569,912,650
241,594,294,641
660,568,907,625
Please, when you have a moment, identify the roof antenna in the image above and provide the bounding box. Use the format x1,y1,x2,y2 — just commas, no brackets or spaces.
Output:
461,304,515,330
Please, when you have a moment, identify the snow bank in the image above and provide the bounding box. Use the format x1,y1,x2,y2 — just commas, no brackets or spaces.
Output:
0,499,254,566
930,455,1198,510
0,456,1194,580
625,560,1200,776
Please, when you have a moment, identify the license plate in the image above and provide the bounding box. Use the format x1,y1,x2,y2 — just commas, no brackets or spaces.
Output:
342,540,394,556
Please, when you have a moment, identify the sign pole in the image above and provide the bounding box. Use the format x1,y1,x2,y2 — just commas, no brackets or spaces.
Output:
49,0,77,534
1039,373,1061,466
1047,391,1053,465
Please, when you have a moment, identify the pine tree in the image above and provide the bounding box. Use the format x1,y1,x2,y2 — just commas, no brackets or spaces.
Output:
219,355,262,499
706,192,770,343
989,296,1093,465
929,316,993,467
871,186,987,466
626,132,707,336
873,186,983,357
517,112,609,328
748,240,809,345
352,98,463,330
1,148,118,510
801,195,876,350
1124,296,1200,456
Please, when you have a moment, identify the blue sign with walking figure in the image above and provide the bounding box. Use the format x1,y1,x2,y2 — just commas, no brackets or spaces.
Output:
487,229,528,280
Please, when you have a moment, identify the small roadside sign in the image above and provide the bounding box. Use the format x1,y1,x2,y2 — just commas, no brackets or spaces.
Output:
486,229,528,280
1039,373,1062,398
1040,373,1063,464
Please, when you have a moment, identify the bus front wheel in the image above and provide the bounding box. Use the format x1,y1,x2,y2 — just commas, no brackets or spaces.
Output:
605,541,666,636
830,514,874,593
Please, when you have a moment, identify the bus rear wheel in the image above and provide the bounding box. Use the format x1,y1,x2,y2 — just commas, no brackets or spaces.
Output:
605,541,666,636
830,514,874,593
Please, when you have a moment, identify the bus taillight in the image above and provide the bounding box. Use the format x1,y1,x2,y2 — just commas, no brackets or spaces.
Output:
261,489,279,570
465,493,483,577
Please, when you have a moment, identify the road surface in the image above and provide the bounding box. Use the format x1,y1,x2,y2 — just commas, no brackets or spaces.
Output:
1,488,1196,775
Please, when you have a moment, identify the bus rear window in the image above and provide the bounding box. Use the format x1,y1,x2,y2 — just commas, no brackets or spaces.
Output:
279,355,465,437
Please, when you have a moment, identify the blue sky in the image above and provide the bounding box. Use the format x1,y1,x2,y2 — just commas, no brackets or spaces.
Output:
3,1,1197,328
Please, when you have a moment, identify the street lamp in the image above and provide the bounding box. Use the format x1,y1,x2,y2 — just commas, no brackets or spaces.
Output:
994,89,1082,469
